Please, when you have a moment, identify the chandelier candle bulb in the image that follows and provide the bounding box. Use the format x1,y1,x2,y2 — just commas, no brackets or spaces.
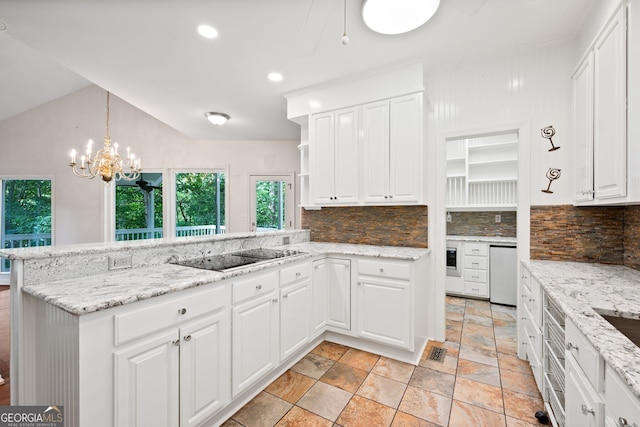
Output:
70,149,76,164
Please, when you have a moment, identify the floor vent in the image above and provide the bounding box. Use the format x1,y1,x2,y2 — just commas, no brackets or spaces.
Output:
426,346,447,363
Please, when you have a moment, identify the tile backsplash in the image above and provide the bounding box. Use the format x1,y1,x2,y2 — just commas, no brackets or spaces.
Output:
301,205,428,248
446,211,517,237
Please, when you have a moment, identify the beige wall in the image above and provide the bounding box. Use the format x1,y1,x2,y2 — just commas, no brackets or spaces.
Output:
0,85,300,245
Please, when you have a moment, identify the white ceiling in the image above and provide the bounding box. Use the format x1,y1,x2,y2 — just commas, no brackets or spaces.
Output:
0,0,595,141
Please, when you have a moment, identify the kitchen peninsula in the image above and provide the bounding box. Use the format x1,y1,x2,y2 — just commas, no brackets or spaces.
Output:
0,230,432,427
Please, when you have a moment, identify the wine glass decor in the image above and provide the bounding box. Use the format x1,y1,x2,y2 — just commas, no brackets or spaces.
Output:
541,125,560,151
542,168,561,193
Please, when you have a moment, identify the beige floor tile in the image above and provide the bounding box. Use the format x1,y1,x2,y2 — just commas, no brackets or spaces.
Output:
446,296,467,306
462,322,495,338
390,411,440,427
494,325,517,340
339,348,380,372
446,320,463,343
463,313,494,327
311,341,350,361
466,299,492,310
418,354,458,375
275,406,333,427
409,366,456,398
496,338,518,355
297,381,352,422
492,317,516,328
453,377,504,414
459,344,498,367
441,340,461,358
357,373,407,408
500,369,541,398
449,400,507,427
498,352,533,375
502,389,545,422
220,419,244,427
465,306,493,319
398,385,452,426
372,356,415,384
336,395,397,427
460,331,497,353
291,353,335,380
265,370,316,404
457,358,501,387
231,391,293,427
320,362,368,393
506,415,541,426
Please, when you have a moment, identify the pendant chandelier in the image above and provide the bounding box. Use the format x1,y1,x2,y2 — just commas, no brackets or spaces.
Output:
69,91,142,183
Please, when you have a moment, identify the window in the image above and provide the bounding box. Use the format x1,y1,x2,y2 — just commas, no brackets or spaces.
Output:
115,173,163,241
175,172,225,236
1,178,53,275
249,175,294,231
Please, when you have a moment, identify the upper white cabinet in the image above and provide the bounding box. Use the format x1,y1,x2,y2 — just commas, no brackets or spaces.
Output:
574,5,631,204
306,92,423,207
362,93,423,203
310,108,359,205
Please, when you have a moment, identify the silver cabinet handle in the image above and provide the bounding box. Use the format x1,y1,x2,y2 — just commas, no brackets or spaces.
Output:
566,342,579,351
184,334,192,342
272,298,278,303
178,308,187,315
581,404,595,416
256,284,262,290
296,272,301,277
172,339,181,346
283,294,288,299
618,417,628,426
379,268,384,273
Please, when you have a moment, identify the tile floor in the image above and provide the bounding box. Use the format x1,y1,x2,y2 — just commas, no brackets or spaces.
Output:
223,296,545,427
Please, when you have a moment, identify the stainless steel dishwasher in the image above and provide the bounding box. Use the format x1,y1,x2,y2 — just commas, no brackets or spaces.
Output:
489,245,517,305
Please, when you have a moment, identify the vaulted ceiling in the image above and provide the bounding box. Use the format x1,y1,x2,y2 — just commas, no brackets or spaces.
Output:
0,0,595,141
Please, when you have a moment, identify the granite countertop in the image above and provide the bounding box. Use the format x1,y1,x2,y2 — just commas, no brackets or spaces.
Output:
446,235,517,244
22,242,430,316
523,260,640,398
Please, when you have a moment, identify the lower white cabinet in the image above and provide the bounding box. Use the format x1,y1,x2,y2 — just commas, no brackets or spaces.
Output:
565,354,604,427
115,309,230,427
280,278,311,362
605,364,640,427
231,270,280,397
312,257,351,331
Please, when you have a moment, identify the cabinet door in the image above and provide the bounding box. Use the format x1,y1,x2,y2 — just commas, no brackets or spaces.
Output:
311,260,329,336
232,292,279,397
565,355,604,427
605,364,640,427
572,52,595,202
180,311,230,427
311,112,335,204
362,100,390,202
389,93,422,202
593,7,627,200
280,280,311,361
356,278,413,351
327,258,351,330
115,330,179,427
334,107,359,203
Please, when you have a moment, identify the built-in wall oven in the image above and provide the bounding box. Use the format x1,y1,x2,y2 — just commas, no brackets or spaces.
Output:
446,240,462,277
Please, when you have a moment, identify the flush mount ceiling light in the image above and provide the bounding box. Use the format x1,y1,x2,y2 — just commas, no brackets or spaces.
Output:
205,112,230,125
267,72,283,82
362,0,440,35
197,24,218,39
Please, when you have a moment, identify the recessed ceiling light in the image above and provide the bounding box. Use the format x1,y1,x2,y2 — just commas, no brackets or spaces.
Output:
197,25,218,39
268,72,283,82
362,0,440,35
204,112,230,125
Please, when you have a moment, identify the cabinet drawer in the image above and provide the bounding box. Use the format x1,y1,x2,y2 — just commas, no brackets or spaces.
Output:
464,256,487,270
115,285,226,346
280,261,311,287
464,269,487,283
465,242,488,256
566,318,604,391
358,259,410,280
605,364,640,427
232,270,278,305
464,282,488,297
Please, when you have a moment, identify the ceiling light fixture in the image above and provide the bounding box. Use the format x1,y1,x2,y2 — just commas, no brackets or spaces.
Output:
362,0,440,35
197,24,218,39
69,91,142,183
205,112,230,125
341,0,349,45
268,72,283,82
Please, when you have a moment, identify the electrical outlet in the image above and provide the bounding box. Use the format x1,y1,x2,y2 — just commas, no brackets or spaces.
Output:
282,236,290,245
495,214,502,223
109,255,132,270
446,212,452,223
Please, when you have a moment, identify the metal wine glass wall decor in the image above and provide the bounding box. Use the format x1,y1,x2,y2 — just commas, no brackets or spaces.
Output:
541,125,561,193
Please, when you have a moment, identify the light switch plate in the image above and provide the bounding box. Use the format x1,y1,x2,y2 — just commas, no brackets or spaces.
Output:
109,255,132,270
495,214,501,223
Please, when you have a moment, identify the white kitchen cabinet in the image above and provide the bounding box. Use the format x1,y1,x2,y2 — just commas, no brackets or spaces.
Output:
362,93,422,204
114,292,230,427
565,354,605,427
573,5,629,204
311,259,329,336
310,107,359,205
356,259,413,351
604,363,640,427
326,258,352,330
279,262,312,361
231,271,279,397
463,242,489,298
